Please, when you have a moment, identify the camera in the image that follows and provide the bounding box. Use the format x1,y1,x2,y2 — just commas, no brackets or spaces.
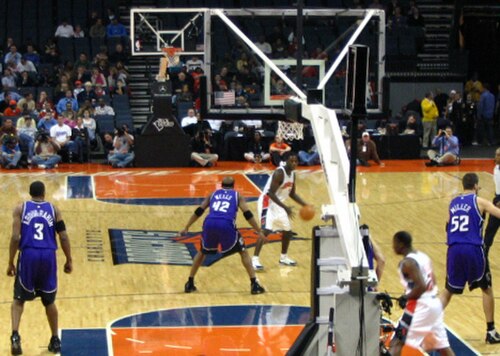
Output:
439,131,446,137
36,132,50,142
115,128,125,136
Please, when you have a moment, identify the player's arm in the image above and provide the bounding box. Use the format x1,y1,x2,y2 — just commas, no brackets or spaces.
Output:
238,194,266,240
400,257,426,300
180,194,211,235
371,239,386,282
478,196,500,219
54,205,72,274
7,204,22,276
289,181,308,207
267,169,293,216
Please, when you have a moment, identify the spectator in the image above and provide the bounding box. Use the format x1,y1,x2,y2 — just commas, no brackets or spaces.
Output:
346,132,384,167
106,17,127,38
407,6,425,27
421,92,439,148
54,20,74,38
94,98,115,116
17,115,37,163
16,57,37,74
77,82,97,105
388,6,407,31
73,81,84,99
1,134,22,169
4,100,21,117
82,109,97,148
0,117,18,140
244,131,270,163
180,108,197,128
17,93,36,113
23,44,40,67
190,129,218,167
31,132,62,169
425,126,460,167
74,53,92,70
298,144,320,166
1,68,17,89
50,116,78,162
17,71,36,88
269,135,291,166
71,117,90,162
108,126,134,168
464,72,483,104
254,35,272,56
4,45,22,66
73,24,85,38
37,110,58,133
186,55,204,73
36,91,54,112
112,78,128,97
56,90,79,115
109,44,129,65
401,114,421,136
90,67,107,87
90,18,106,38
477,83,495,146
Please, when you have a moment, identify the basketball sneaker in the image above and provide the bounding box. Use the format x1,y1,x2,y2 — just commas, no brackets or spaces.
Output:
279,256,297,266
251,281,265,294
11,332,22,355
252,257,264,271
184,280,197,293
48,335,61,353
486,330,500,344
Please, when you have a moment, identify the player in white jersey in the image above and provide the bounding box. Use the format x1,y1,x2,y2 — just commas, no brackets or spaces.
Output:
391,231,454,356
252,152,309,270
484,147,500,256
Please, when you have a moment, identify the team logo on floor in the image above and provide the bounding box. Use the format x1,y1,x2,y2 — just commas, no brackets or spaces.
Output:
109,228,305,266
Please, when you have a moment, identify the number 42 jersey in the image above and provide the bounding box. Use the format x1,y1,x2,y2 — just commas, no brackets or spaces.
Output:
20,201,57,250
447,193,484,246
206,189,239,221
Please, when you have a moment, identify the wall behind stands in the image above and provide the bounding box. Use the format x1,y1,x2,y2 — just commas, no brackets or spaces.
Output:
388,81,463,115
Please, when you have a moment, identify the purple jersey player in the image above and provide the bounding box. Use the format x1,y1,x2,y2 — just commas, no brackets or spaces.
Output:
180,176,266,294
7,181,72,355
440,173,500,344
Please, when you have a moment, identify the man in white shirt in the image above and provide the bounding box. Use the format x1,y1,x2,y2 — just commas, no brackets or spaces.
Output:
254,35,272,55
181,108,197,127
50,116,78,162
94,98,115,116
16,57,37,74
185,56,204,72
55,20,74,38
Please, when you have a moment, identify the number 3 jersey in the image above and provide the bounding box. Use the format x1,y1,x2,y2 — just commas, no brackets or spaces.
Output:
20,201,57,250
206,189,238,221
447,193,483,246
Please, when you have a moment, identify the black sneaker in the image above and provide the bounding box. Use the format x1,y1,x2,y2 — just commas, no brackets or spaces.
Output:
48,335,61,353
425,160,438,167
486,330,500,344
251,281,265,294
184,280,197,293
11,333,22,355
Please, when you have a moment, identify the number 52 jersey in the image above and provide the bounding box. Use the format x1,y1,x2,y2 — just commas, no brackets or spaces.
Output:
447,193,484,246
20,201,57,250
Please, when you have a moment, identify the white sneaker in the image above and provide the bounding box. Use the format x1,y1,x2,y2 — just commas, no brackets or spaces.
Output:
38,164,46,169
252,257,264,271
279,256,297,266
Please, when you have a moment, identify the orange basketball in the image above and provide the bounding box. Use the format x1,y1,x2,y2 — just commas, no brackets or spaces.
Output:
299,205,315,221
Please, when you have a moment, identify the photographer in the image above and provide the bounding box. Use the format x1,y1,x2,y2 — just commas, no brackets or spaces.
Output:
108,124,134,168
31,133,61,169
190,128,218,167
425,126,460,167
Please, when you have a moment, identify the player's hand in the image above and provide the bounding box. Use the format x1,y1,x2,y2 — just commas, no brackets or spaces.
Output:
6,263,16,277
257,230,268,242
285,206,294,219
179,229,188,236
64,260,73,274
397,294,408,309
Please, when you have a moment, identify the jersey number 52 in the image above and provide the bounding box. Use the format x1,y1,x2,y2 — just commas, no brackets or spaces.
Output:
449,215,469,233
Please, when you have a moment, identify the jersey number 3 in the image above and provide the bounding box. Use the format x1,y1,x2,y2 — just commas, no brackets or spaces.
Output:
34,223,45,240
212,201,230,213
450,215,469,233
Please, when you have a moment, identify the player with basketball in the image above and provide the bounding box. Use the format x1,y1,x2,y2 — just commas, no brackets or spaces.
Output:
252,151,313,270
180,176,266,294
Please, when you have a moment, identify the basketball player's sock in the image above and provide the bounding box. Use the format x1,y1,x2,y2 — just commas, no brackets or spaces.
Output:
280,253,287,260
487,322,495,332
250,277,256,284
188,277,194,283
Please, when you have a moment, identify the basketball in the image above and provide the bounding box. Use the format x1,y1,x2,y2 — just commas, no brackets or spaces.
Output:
299,205,315,221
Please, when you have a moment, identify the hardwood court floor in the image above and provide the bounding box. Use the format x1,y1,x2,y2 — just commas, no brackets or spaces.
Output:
0,159,497,355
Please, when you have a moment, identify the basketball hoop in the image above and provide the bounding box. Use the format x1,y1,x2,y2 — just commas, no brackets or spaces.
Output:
277,121,304,140
157,47,182,81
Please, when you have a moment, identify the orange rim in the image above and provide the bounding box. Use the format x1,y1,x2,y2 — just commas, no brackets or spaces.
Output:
162,47,181,57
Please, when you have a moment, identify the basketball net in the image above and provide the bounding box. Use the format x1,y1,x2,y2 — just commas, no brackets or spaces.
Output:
277,120,304,140
157,47,181,81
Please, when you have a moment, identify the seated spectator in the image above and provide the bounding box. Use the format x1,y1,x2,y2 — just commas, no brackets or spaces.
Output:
36,91,53,112
106,17,128,38
17,93,36,114
94,83,107,98
82,109,97,147
37,110,58,132
38,66,58,87
77,82,97,105
75,53,92,70
77,100,94,117
112,79,128,97
90,18,106,38
50,116,78,162
407,6,425,27
102,132,114,155
180,108,197,128
4,100,21,117
91,67,107,87
244,131,270,163
401,114,421,136
190,130,218,168
4,45,22,66
269,135,291,166
388,6,407,31
346,132,384,167
177,84,193,103
55,19,74,38
31,132,62,169
17,115,38,162
0,117,18,141
109,43,129,64
1,134,22,169
17,57,37,74
185,112,212,137
23,45,40,67
94,98,115,116
73,80,85,98
56,90,79,115
73,24,85,38
186,55,204,73
72,117,90,162
425,126,460,167
17,71,36,88
1,68,17,89
254,35,272,56
108,126,134,168
298,144,320,166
